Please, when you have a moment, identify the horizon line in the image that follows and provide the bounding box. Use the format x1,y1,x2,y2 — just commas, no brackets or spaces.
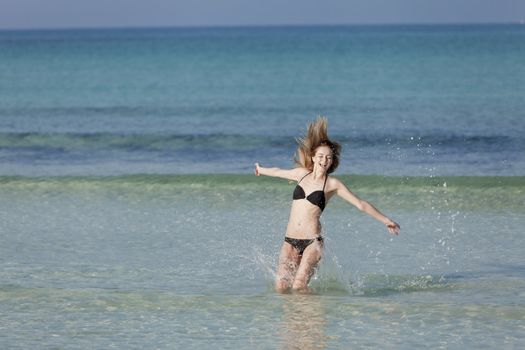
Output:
0,20,521,33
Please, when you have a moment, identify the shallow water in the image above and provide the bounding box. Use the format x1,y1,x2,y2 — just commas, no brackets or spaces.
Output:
1,175,524,348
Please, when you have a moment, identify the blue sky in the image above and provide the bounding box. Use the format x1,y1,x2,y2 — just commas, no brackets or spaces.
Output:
1,0,524,29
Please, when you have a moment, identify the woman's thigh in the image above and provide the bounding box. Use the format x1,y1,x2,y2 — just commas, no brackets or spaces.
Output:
276,242,301,284
292,240,323,289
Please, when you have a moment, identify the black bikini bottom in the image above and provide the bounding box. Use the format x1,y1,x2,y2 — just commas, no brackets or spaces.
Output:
284,236,323,255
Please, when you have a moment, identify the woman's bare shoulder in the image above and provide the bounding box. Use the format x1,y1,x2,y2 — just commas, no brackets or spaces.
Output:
326,175,347,190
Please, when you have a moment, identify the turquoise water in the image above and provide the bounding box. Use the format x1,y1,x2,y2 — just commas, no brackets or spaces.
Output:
1,24,525,349
0,175,524,348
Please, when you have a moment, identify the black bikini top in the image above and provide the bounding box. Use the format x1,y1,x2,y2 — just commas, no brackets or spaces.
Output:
292,172,327,211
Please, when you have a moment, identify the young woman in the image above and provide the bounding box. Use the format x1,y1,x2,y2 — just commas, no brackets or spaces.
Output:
254,116,400,293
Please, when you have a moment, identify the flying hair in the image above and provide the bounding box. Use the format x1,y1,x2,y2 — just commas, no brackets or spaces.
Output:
294,116,342,174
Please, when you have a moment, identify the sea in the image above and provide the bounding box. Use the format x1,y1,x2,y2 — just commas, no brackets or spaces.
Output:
0,24,524,349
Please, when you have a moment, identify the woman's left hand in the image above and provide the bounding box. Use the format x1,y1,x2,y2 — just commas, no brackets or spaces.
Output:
386,221,400,235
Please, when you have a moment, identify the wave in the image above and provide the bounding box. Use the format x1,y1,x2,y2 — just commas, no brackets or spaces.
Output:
1,174,523,211
310,273,450,296
0,132,290,151
0,131,521,152
1,173,523,187
0,273,472,301
0,174,525,189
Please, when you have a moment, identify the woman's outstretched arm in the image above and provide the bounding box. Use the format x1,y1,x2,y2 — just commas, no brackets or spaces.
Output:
254,163,306,181
333,178,400,235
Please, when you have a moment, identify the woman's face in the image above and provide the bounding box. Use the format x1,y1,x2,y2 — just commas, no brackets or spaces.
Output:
312,145,333,172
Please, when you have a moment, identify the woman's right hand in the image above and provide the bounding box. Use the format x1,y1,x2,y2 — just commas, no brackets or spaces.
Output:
254,163,261,176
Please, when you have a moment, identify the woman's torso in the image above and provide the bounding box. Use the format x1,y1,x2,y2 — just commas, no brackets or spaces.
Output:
285,172,330,239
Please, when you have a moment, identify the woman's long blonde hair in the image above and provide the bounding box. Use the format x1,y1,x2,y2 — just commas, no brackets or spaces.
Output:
294,116,341,174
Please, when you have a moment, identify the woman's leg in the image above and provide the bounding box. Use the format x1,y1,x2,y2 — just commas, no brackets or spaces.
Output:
291,240,323,291
275,242,301,293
